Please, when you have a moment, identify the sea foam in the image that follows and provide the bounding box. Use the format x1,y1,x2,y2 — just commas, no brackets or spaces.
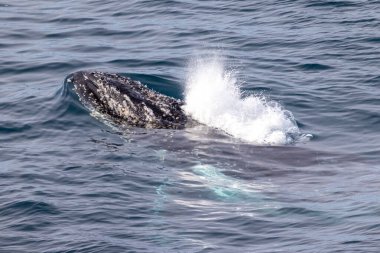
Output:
183,55,300,145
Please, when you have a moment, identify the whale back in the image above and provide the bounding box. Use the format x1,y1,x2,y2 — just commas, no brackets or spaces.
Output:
69,71,188,129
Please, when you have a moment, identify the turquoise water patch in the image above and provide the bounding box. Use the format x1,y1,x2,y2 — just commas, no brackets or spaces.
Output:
192,164,273,202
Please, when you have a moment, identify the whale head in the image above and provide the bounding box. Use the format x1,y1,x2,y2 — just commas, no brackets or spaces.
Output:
69,71,188,129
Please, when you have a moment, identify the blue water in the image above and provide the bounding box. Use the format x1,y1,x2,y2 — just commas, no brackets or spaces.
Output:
1,0,379,252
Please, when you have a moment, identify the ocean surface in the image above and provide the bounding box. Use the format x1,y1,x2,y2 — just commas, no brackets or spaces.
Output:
1,0,379,252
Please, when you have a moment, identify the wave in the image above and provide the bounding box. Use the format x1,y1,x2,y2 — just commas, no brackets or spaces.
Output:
183,55,303,145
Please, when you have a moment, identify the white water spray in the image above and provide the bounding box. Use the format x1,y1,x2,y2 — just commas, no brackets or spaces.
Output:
183,55,301,145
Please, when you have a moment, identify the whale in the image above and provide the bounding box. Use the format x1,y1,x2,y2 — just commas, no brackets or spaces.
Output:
68,71,189,129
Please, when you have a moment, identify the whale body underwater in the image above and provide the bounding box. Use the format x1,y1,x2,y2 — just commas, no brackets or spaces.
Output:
68,71,189,129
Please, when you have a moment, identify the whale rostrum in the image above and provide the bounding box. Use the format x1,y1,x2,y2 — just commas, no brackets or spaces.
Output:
69,71,189,129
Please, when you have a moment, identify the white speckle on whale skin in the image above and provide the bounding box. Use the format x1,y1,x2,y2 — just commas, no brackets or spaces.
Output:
94,80,140,122
122,100,129,113
122,94,137,111
142,103,155,123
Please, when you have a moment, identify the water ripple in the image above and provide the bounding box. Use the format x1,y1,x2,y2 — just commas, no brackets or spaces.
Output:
0,0,379,252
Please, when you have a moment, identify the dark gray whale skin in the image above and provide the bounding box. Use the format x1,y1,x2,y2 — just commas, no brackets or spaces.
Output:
68,71,188,129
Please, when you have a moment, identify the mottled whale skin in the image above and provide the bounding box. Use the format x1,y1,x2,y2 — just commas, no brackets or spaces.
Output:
69,71,188,129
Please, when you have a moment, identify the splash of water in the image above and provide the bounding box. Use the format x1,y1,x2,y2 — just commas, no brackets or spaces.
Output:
183,55,301,145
